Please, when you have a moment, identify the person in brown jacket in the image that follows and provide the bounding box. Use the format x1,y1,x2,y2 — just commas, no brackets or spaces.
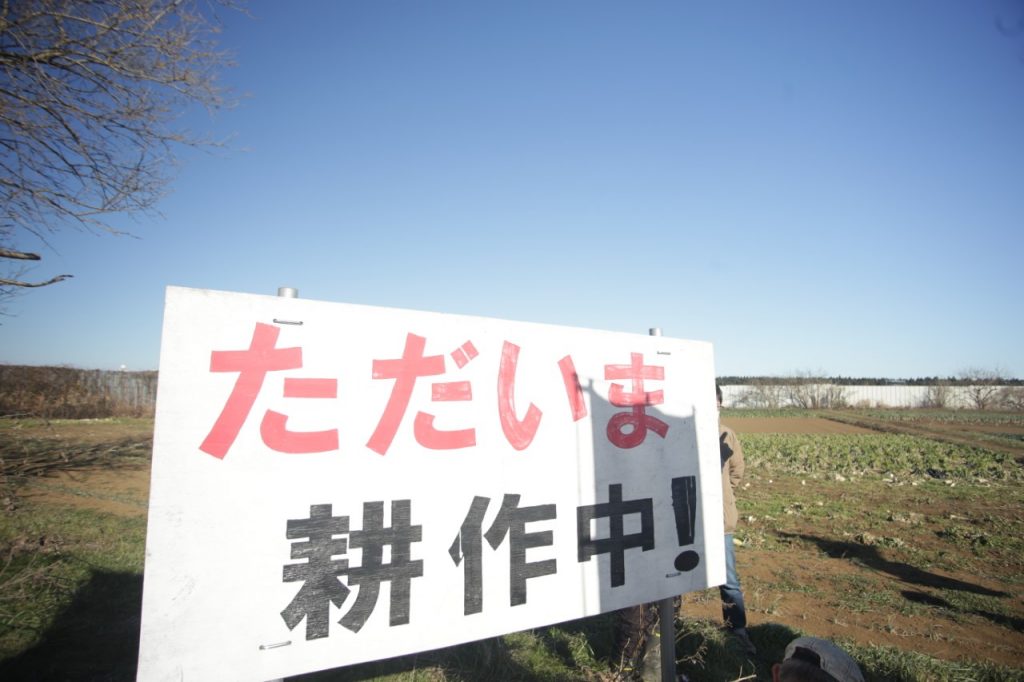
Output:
718,384,755,654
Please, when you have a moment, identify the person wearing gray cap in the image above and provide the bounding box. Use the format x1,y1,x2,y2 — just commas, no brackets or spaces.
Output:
772,636,865,682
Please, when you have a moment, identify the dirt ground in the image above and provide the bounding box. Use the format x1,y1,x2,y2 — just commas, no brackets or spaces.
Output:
681,477,1024,669
723,416,877,435
10,415,1024,672
20,465,150,517
7,418,152,517
700,415,1024,669
810,411,1024,462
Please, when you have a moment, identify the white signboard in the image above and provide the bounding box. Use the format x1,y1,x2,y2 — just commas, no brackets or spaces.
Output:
137,286,725,681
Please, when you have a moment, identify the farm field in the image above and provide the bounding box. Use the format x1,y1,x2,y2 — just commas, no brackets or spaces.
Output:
1,412,1022,681
682,411,1024,678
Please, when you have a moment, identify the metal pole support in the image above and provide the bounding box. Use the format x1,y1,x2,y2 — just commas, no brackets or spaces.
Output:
647,327,677,682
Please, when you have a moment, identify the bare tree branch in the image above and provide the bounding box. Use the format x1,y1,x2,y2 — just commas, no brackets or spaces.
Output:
0,273,72,287
0,247,41,260
0,0,239,298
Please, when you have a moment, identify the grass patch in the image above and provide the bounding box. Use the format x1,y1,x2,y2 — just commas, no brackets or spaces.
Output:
288,616,620,681
0,502,146,679
673,618,1024,682
848,640,1024,682
671,614,1024,679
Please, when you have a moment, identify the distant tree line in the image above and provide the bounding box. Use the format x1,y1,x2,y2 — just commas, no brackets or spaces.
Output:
0,365,156,418
2,365,1020,419
718,368,1023,411
718,374,1022,387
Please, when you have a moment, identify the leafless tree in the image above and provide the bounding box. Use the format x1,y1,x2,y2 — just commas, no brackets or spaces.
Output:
735,378,788,409
957,368,1007,410
1,0,237,294
784,371,849,409
998,386,1024,411
919,381,953,409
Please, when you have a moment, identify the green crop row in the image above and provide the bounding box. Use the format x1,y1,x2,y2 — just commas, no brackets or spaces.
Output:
741,433,1023,482
721,408,822,419
855,409,1024,426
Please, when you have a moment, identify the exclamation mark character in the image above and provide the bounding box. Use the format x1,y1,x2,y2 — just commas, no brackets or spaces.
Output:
670,476,700,571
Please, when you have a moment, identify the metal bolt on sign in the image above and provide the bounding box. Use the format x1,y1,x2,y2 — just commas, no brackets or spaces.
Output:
262,284,300,682
273,286,303,326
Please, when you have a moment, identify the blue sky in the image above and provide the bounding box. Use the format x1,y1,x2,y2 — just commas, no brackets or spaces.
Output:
2,0,1022,378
